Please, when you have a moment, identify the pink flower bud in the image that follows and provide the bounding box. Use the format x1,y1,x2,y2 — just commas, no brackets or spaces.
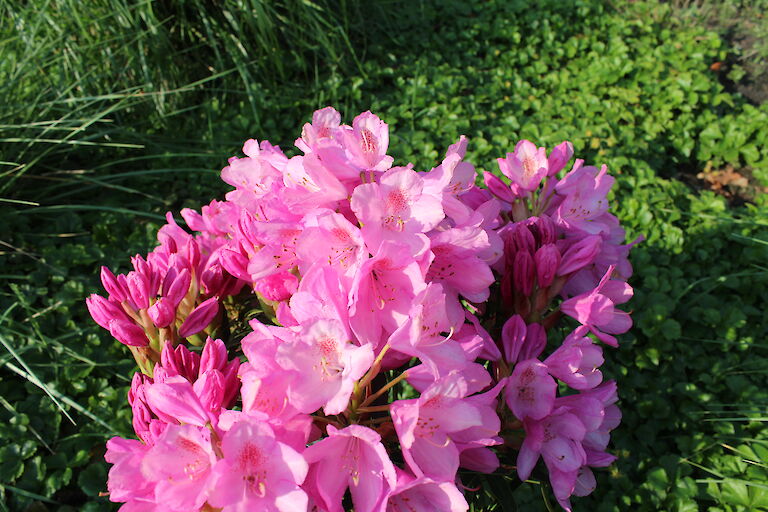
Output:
254,271,299,301
126,272,150,310
513,251,535,297
547,141,574,176
127,372,149,407
193,370,224,413
184,239,201,269
520,322,546,361
501,314,527,364
483,171,517,203
178,297,219,338
108,319,149,347
131,254,150,276
219,248,250,282
131,399,153,443
165,268,191,309
535,244,561,288
200,263,225,296
200,337,227,373
116,274,135,309
86,294,128,329
148,297,175,328
161,342,200,381
523,215,556,246
510,224,536,258
558,235,602,276
100,266,127,302
221,358,241,407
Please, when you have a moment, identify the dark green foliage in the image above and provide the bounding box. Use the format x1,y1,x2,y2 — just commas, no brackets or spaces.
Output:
1,0,767,510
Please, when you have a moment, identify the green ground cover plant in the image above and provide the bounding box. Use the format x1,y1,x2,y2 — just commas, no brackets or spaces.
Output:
1,0,766,510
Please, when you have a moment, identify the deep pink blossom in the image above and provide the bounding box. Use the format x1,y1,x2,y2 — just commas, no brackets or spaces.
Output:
207,419,308,512
304,424,397,512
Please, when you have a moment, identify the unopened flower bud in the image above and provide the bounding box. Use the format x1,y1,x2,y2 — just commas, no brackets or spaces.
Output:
148,297,175,328
178,297,219,338
219,248,251,282
547,141,574,176
558,235,603,276
126,272,150,310
108,319,149,347
200,337,228,373
535,244,561,288
513,250,535,297
166,269,191,309
100,266,126,302
86,294,129,329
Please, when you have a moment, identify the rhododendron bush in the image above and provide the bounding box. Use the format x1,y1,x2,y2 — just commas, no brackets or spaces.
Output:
87,107,639,511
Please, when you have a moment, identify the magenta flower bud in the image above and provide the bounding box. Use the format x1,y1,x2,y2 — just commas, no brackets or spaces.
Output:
108,319,149,347
193,370,224,413
221,358,241,407
520,322,546,361
238,211,261,246
128,372,147,407
200,337,227,373
523,215,556,246
178,297,219,338
160,342,200,381
200,263,224,296
510,224,536,257
501,314,527,364
166,268,191,309
513,250,535,297
547,141,574,176
86,294,129,329
116,274,134,308
100,266,126,302
254,271,299,301
126,272,150,310
148,297,175,328
558,235,603,276
131,399,153,443
131,254,150,276
161,267,178,297
164,235,178,254
219,248,251,282
184,239,201,269
535,244,561,288
483,171,516,203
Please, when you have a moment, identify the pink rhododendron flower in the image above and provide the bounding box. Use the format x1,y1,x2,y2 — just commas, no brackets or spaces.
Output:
387,470,468,512
208,419,309,512
96,108,637,512
304,425,397,512
497,140,549,192
391,372,484,480
276,318,373,415
141,424,217,511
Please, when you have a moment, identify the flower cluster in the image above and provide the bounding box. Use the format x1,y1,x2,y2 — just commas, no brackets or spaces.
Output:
90,107,638,511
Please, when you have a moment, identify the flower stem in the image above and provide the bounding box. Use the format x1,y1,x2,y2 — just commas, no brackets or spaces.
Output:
359,370,408,409
356,404,391,414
